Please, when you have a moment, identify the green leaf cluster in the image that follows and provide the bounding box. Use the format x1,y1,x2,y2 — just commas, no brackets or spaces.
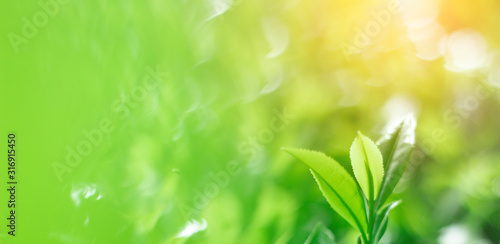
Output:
283,116,415,244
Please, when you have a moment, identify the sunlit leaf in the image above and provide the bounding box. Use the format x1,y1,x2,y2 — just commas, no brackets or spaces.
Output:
376,116,416,206
304,222,335,244
282,147,367,234
350,132,384,201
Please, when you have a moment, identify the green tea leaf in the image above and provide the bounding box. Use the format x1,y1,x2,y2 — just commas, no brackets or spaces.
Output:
376,116,416,206
304,222,335,244
282,147,367,234
310,170,367,235
374,200,400,241
350,132,384,201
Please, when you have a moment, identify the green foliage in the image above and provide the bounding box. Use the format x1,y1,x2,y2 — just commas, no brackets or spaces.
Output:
373,201,400,242
281,148,367,235
376,117,416,206
350,132,384,201
2,0,498,242
283,117,416,244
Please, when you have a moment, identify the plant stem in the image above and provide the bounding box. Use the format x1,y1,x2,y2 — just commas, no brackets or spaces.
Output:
368,199,376,244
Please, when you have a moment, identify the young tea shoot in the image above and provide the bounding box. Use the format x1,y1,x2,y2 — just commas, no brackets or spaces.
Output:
283,116,416,244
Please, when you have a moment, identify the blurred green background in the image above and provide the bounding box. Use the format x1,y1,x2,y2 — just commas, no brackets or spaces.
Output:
1,0,500,243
